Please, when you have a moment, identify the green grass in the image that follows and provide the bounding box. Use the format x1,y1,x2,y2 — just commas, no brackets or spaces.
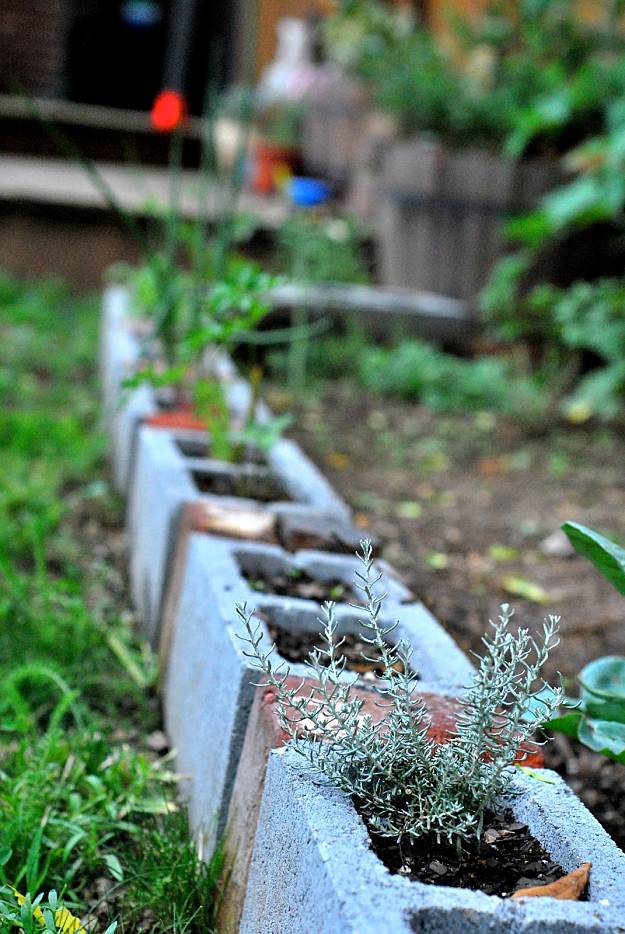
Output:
267,328,549,420
0,274,221,932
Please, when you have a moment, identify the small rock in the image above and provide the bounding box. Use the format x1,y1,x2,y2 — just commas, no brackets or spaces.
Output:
484,829,501,845
539,530,574,558
147,730,169,752
429,860,447,876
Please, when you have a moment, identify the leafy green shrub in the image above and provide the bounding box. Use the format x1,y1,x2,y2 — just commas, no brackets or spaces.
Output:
548,522,625,762
128,255,288,462
270,330,544,417
321,0,412,78
357,340,526,412
240,542,562,848
322,0,625,152
277,214,370,285
483,264,625,420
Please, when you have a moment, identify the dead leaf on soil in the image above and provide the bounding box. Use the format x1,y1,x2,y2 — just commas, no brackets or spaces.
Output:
501,575,551,605
488,544,519,562
394,500,423,519
426,552,449,571
326,451,350,470
512,862,591,900
479,456,509,477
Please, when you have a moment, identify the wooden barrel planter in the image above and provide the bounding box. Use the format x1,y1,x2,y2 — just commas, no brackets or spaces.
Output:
300,70,371,186
375,136,562,301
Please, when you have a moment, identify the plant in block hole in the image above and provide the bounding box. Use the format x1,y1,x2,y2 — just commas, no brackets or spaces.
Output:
239,541,563,850
127,256,290,462
34,72,287,463
548,522,625,763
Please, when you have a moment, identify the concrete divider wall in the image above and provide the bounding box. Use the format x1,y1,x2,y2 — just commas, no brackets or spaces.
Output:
240,747,625,934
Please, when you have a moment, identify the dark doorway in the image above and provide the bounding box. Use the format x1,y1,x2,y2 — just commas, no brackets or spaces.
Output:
65,0,237,113
66,0,172,110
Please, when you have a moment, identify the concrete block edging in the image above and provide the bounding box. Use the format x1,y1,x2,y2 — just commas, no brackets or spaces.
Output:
240,746,625,934
162,531,474,859
100,285,350,515
127,424,352,645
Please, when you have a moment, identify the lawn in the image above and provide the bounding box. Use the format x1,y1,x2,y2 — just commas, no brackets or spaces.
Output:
0,276,220,932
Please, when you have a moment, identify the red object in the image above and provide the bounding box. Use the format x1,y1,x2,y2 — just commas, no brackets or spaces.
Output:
253,140,298,194
145,408,206,431
150,89,187,132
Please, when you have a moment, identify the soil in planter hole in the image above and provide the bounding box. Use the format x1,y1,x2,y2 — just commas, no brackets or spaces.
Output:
243,566,361,604
261,617,406,679
191,469,290,503
176,437,267,464
369,810,566,896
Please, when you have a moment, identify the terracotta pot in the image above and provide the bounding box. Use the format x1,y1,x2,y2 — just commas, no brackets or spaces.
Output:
253,140,299,194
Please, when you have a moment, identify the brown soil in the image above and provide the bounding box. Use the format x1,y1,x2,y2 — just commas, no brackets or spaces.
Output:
269,381,625,846
273,383,625,683
244,567,360,604
370,810,565,896
264,620,404,678
191,468,290,503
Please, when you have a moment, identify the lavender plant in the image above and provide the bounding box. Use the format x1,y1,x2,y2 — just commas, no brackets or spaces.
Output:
239,541,563,849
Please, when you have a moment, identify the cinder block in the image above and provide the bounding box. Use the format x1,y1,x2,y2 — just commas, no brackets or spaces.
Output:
100,287,351,514
128,426,351,645
219,679,543,934
240,747,625,933
100,285,159,493
162,532,475,859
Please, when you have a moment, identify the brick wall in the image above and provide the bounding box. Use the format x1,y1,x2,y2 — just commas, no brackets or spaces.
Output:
0,0,71,97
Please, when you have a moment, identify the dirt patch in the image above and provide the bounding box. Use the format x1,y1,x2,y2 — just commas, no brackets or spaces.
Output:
264,620,405,678
370,810,565,896
273,383,625,684
244,567,360,604
191,467,290,503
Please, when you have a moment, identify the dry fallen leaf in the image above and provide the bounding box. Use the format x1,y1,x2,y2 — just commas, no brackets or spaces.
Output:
326,451,350,470
501,575,551,605
512,862,591,900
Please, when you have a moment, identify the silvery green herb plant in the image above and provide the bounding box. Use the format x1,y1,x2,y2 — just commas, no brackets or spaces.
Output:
238,541,563,848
